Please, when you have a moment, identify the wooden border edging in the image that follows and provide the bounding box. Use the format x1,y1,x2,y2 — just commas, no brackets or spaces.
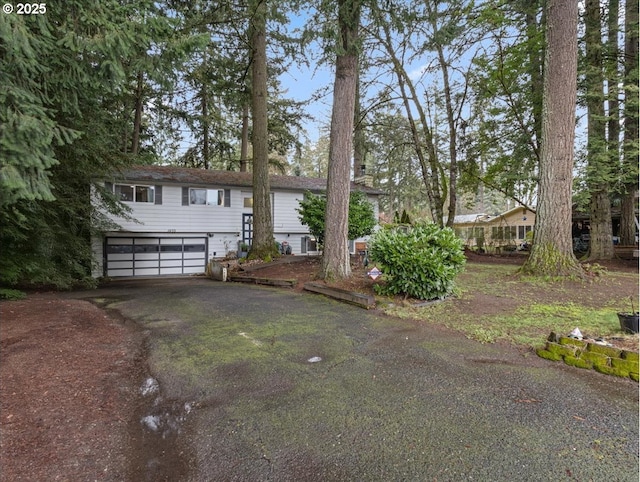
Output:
229,276,297,288
303,282,376,309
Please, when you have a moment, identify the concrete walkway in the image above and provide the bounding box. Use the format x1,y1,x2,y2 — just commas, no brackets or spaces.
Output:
84,278,639,481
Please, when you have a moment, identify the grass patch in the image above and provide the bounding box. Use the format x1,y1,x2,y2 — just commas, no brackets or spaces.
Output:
382,263,638,347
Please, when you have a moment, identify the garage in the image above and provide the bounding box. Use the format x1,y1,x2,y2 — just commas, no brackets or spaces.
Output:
104,236,207,277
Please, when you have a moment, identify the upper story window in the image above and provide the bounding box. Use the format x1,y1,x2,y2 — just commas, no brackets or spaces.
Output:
183,187,230,207
115,184,155,203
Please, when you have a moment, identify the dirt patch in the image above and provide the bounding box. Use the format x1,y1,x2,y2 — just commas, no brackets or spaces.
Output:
0,298,144,481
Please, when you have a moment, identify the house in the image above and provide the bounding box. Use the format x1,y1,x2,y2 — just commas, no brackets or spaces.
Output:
452,206,536,252
92,165,382,278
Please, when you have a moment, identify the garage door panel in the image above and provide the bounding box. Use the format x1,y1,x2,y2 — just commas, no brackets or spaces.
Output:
136,268,161,276
183,266,204,274
108,260,134,269
160,267,183,275
160,253,183,260
107,268,134,277
160,259,183,267
135,253,160,261
107,254,134,262
136,260,160,269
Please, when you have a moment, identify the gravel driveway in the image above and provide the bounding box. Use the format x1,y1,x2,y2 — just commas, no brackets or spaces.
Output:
84,277,639,481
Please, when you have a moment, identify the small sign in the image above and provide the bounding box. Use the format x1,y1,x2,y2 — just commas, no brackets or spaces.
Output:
367,267,382,280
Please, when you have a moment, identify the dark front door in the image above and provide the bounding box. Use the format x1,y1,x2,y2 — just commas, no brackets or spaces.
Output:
242,214,253,246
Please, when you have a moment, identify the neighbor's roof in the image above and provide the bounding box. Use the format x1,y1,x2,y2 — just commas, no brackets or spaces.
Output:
110,165,384,195
448,213,489,224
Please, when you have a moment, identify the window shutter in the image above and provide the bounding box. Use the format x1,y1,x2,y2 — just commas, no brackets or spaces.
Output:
104,182,113,192
224,189,230,207
182,187,189,206
154,185,162,205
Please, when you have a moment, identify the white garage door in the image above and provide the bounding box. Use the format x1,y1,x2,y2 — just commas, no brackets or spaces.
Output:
105,237,207,277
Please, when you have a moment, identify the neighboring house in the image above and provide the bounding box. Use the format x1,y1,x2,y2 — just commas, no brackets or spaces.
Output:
452,206,536,252
92,165,382,278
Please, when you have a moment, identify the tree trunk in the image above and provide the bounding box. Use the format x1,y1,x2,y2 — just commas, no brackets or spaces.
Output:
353,69,366,178
585,0,614,260
321,0,360,281
202,86,210,170
433,36,457,228
249,0,275,259
131,71,143,156
607,0,620,163
521,0,582,276
240,103,249,172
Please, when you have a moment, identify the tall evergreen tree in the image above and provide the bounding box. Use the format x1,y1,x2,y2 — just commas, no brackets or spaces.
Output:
322,0,361,280
521,0,583,276
250,0,277,259
584,0,614,260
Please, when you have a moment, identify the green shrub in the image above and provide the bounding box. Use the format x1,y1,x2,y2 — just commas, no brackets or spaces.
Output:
369,222,465,300
297,190,376,247
0,288,27,300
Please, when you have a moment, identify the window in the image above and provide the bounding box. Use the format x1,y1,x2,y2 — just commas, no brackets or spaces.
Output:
518,225,532,239
189,188,228,206
492,226,516,240
243,196,253,208
115,184,155,203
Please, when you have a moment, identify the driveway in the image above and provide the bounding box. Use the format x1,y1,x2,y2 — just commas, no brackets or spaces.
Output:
83,278,639,481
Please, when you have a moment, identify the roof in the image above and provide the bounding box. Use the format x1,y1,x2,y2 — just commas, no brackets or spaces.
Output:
111,165,384,196
451,213,489,224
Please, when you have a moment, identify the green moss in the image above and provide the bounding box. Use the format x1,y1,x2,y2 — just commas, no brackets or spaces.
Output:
563,356,593,369
622,350,639,362
594,364,630,378
558,337,587,348
630,372,639,382
536,347,563,361
610,358,639,373
586,344,622,358
545,342,578,357
580,351,610,365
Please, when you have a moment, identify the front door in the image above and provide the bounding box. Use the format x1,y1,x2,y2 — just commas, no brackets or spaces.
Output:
242,213,253,246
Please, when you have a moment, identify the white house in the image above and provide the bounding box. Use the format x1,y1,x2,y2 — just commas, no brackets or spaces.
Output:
93,165,382,278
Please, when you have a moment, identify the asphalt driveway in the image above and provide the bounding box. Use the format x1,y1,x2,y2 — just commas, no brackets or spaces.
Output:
82,278,639,481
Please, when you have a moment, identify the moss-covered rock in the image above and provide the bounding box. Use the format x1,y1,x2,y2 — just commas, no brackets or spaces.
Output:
558,337,587,348
563,356,593,370
580,351,610,366
536,347,563,361
594,364,630,378
621,350,639,362
545,342,578,357
586,344,622,358
611,358,639,374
